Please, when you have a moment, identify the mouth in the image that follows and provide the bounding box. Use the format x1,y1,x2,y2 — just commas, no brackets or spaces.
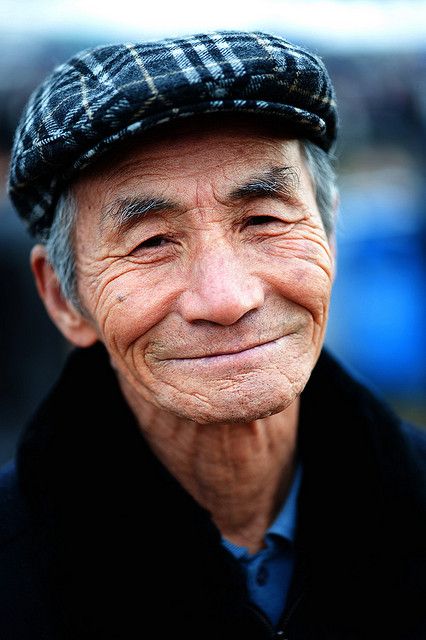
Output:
171,338,279,361
152,336,298,373
145,331,300,374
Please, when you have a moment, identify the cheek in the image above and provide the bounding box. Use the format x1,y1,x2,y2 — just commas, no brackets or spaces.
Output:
83,265,180,354
259,241,334,325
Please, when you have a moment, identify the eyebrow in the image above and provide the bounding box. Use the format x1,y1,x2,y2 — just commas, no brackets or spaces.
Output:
102,165,300,234
102,195,181,233
229,165,300,202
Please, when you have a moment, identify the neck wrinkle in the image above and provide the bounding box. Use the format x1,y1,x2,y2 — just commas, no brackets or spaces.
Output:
121,381,300,553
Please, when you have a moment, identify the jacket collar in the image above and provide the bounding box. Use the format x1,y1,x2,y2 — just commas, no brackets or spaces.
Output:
15,342,420,637
16,342,403,516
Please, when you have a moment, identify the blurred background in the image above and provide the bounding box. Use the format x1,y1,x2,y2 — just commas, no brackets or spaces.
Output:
1,0,425,465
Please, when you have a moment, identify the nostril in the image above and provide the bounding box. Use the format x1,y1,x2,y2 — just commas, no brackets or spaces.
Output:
178,281,265,326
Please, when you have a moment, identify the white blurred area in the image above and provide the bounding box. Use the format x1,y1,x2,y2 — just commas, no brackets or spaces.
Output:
1,0,425,51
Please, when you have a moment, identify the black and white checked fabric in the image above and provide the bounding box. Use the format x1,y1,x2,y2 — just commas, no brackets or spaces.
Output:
8,30,338,238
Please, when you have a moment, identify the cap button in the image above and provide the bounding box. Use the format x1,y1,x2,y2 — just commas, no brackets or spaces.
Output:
212,87,227,99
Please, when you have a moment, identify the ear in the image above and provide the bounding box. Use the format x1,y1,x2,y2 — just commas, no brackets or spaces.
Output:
30,244,98,347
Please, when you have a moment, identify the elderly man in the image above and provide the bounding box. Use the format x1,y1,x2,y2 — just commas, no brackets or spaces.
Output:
0,30,425,640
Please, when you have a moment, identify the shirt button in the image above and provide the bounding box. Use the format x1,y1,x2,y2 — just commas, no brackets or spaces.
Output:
256,563,269,586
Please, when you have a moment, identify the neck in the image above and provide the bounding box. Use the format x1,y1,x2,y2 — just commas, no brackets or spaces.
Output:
120,382,299,554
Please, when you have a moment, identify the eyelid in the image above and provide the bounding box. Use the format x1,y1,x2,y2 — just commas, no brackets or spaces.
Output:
244,212,294,224
244,214,282,226
131,233,171,253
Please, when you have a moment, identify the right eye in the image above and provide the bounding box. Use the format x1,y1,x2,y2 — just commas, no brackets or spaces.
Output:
133,235,170,251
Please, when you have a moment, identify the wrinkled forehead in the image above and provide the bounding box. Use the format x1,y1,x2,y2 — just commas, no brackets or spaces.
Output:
74,113,305,188
69,114,319,247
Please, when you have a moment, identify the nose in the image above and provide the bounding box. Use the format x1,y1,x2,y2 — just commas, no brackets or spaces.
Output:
178,242,265,326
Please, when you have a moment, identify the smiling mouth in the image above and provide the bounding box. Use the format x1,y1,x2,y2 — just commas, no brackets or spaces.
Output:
169,337,280,362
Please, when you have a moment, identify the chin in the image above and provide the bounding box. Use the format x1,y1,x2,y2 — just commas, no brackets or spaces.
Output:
191,403,292,426
155,379,301,425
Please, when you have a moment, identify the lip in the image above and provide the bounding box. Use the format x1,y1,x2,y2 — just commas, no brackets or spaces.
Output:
154,336,292,372
171,338,279,361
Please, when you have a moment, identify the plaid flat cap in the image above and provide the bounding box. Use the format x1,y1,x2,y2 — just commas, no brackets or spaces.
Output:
8,30,338,239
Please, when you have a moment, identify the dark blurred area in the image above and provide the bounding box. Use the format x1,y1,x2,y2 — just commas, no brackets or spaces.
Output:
1,32,425,465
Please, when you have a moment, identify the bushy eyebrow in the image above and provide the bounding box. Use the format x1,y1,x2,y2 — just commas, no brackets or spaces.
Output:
102,165,300,234
229,166,300,202
102,195,181,233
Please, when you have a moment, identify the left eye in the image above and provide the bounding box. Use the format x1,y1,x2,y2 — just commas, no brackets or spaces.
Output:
245,215,279,226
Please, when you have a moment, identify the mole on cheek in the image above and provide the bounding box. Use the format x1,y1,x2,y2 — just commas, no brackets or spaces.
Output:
116,294,127,303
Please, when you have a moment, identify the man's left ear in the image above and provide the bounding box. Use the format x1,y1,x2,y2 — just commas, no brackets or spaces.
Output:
30,244,99,347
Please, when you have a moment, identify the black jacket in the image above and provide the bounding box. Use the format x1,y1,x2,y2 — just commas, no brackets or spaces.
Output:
0,343,425,639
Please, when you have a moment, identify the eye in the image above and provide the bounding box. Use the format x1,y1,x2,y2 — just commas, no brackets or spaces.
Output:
245,215,280,226
134,235,169,250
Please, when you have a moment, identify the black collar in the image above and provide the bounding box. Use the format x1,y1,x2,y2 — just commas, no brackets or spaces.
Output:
15,343,424,638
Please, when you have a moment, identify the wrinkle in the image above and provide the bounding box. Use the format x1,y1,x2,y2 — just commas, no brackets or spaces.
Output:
92,266,139,319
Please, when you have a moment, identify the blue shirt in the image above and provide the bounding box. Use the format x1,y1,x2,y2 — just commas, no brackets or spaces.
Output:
222,463,302,628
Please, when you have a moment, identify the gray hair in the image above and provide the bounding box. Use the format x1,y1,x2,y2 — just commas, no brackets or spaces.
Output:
44,189,80,309
44,139,337,308
301,139,337,236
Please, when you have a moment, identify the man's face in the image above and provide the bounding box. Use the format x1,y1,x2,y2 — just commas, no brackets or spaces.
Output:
72,118,335,424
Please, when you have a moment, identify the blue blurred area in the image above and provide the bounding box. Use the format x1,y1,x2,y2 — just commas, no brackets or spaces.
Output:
322,47,426,422
326,167,426,399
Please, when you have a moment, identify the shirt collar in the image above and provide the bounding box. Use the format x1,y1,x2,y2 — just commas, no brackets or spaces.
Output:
266,462,302,544
222,462,303,558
